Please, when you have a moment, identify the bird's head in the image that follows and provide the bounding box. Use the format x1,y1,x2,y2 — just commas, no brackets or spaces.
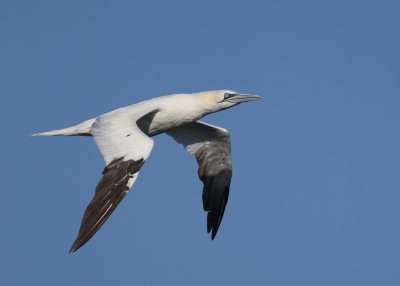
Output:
194,90,261,113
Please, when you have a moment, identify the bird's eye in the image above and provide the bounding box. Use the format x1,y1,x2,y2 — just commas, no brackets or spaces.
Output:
219,93,232,103
219,92,238,103
224,92,233,99
224,92,238,100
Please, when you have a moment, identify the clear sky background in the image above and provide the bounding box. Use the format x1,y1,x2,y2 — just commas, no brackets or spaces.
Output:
1,0,399,285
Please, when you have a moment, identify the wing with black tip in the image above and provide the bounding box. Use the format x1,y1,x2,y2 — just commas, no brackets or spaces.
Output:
69,108,156,252
167,121,232,239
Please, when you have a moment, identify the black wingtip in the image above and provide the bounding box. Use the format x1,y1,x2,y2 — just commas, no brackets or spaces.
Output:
67,157,145,254
211,223,220,240
68,241,79,253
207,211,223,240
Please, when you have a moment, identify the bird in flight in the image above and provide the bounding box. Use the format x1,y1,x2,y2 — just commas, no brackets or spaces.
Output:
33,90,260,252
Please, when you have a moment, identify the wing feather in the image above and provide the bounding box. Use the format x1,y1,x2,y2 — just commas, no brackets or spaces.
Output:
167,121,232,239
69,109,155,252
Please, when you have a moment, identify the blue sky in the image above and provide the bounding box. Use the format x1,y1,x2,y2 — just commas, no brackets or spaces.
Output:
1,0,400,285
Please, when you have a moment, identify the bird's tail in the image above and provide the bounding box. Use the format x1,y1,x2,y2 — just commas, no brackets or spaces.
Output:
31,118,96,136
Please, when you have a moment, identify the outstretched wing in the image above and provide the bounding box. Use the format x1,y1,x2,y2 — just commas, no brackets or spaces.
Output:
167,121,232,239
69,108,156,252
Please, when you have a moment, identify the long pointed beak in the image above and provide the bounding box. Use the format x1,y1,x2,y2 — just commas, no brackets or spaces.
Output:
225,93,261,104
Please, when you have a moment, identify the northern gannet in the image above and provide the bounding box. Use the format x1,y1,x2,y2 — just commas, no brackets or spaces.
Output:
33,90,260,252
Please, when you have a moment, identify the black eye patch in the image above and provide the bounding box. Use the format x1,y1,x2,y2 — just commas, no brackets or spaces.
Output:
224,92,237,100
219,92,239,103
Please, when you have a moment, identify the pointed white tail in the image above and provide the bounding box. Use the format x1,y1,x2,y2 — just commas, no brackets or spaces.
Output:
31,118,96,136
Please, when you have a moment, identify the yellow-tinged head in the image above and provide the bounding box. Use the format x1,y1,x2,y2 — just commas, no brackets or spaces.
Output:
193,89,260,113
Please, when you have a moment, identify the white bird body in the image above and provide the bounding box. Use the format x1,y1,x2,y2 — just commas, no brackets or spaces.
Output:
33,90,260,252
37,93,216,137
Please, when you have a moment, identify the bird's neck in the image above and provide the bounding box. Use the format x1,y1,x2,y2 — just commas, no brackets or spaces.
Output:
144,94,216,136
